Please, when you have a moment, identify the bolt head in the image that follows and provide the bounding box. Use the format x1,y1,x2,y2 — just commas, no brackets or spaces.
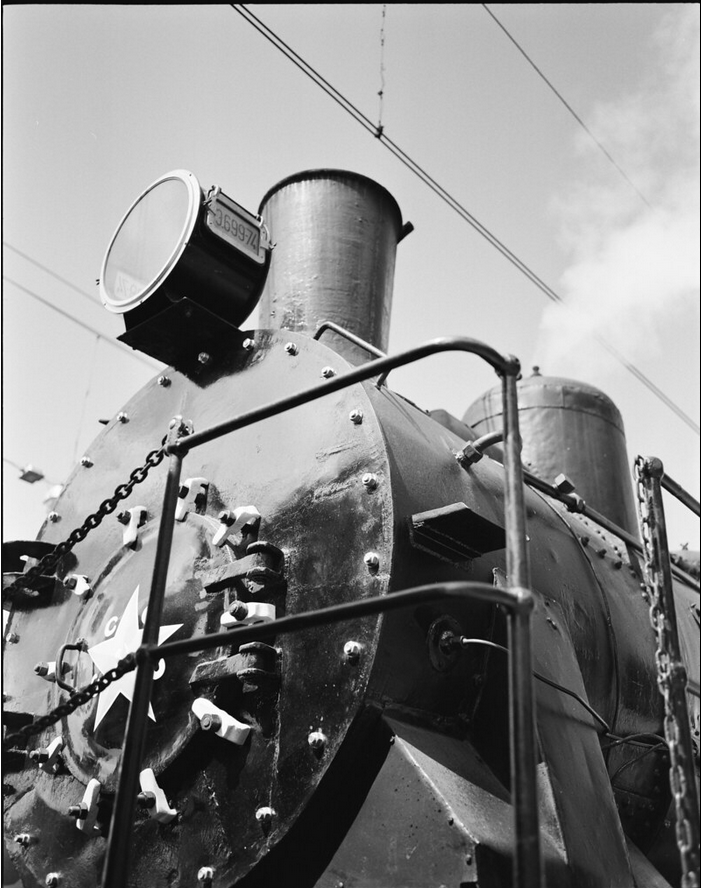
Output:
157,375,171,387
321,366,336,378
361,473,378,490
343,641,362,662
349,409,363,424
200,713,222,733
198,352,212,365
45,875,60,888
197,868,214,883
307,730,327,751
242,338,255,351
255,806,275,824
48,512,60,523
284,342,298,355
363,552,380,571
80,456,93,468
14,833,32,846
117,412,129,423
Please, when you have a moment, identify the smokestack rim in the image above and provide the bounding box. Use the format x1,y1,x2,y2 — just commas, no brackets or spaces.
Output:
258,168,403,231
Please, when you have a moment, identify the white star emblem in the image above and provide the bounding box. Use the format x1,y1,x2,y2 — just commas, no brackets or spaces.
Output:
87,586,183,729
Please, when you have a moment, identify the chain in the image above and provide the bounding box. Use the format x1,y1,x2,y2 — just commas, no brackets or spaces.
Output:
634,456,700,887
7,444,166,594
4,653,137,748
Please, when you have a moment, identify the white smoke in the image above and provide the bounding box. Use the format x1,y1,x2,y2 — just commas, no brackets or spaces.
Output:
536,5,700,377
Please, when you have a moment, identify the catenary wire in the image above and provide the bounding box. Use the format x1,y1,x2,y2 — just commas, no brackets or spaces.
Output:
481,4,652,209
231,5,699,436
3,277,161,370
3,242,102,305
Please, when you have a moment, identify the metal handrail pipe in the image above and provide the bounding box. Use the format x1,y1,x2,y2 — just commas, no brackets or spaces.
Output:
151,580,528,661
102,443,185,888
661,472,701,518
167,337,520,456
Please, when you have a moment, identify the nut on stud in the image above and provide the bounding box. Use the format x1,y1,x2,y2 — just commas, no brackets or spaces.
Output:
343,640,363,663
157,375,171,387
363,552,380,571
361,473,378,490
255,806,276,825
284,342,298,356
242,338,255,351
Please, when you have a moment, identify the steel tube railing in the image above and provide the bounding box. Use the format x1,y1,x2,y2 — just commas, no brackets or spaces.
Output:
102,336,543,888
102,438,185,888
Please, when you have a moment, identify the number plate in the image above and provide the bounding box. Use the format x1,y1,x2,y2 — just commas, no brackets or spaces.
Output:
205,193,268,264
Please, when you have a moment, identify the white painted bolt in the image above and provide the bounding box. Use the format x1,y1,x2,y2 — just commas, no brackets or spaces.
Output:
255,806,276,825
308,730,327,752
349,409,363,424
242,338,255,351
197,867,214,883
284,342,298,355
363,552,380,571
321,366,336,378
157,375,171,387
80,456,93,468
361,473,378,490
343,641,363,662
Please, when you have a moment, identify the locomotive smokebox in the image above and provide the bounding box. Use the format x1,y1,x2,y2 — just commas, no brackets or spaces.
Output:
258,170,408,364
464,372,640,536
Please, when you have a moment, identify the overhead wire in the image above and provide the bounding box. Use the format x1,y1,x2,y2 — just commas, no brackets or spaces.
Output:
481,4,653,210
3,242,102,305
231,5,699,436
3,276,161,370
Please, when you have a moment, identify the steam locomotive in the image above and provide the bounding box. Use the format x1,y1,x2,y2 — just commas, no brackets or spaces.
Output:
3,169,699,888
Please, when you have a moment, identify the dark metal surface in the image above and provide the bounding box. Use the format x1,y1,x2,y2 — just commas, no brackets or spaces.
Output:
257,170,403,365
464,374,640,535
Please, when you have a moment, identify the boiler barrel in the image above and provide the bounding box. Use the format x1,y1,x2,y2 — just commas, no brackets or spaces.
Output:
257,170,404,365
464,374,640,537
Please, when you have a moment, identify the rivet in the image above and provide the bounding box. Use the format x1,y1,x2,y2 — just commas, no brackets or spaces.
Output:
284,342,298,356
198,352,211,365
197,868,214,884
361,473,378,490
157,376,171,387
349,409,363,424
364,552,380,571
343,640,363,662
48,512,60,523
308,730,327,752
321,366,336,378
242,338,255,351
80,456,93,468
255,806,276,825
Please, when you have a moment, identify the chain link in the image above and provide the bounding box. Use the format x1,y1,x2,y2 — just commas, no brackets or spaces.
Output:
4,653,137,748
7,445,166,594
634,456,700,888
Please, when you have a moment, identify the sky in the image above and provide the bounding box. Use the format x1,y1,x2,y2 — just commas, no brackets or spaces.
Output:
2,4,699,553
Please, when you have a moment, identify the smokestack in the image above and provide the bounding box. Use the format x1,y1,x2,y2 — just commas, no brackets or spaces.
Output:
257,170,407,365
